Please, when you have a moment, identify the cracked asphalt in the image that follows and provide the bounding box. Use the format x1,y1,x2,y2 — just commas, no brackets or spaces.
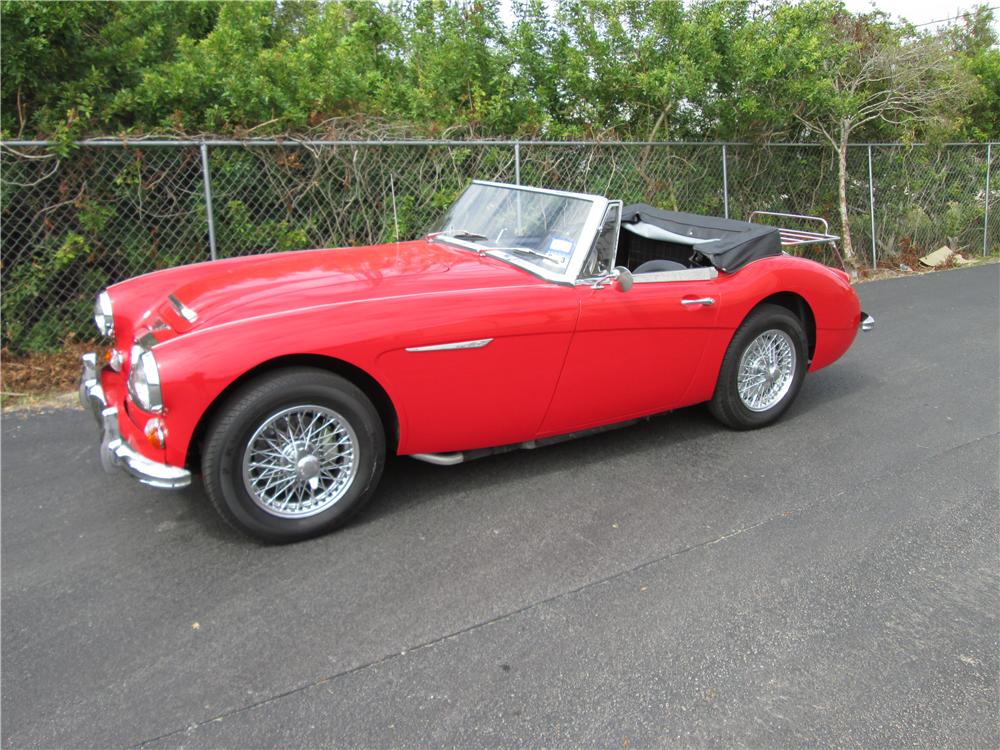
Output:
3,264,998,749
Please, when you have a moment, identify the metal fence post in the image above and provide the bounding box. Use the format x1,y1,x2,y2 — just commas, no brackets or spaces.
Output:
721,144,729,218
985,142,993,256
514,141,521,185
867,144,877,268
389,173,399,242
199,142,218,261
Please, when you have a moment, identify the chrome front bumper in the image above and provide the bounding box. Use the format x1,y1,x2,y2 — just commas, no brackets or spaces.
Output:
79,353,191,489
860,311,875,332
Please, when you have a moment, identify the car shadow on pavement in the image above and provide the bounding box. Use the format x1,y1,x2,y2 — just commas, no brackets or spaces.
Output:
363,415,732,527
357,366,875,529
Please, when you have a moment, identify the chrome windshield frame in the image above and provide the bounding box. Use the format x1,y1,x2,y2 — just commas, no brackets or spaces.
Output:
434,180,612,285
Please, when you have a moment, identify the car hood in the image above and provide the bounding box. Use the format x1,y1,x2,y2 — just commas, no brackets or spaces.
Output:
112,240,542,336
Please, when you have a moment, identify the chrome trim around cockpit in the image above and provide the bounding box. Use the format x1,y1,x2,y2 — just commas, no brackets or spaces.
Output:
433,181,612,285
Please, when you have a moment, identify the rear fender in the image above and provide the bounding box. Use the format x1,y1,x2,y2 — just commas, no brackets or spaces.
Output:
679,258,860,403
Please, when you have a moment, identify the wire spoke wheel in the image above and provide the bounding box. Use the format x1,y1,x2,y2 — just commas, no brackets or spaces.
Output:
241,405,359,519
737,329,796,412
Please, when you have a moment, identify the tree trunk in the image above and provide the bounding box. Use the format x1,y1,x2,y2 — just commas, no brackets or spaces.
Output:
639,107,671,199
836,122,859,274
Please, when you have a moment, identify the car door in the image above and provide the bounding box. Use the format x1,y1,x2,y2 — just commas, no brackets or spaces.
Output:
374,283,581,455
538,206,722,436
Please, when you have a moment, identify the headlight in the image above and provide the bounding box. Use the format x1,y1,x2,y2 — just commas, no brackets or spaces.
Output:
94,291,114,337
128,345,163,412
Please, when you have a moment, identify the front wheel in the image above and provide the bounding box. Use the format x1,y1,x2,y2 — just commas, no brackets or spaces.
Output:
709,304,808,430
202,368,385,543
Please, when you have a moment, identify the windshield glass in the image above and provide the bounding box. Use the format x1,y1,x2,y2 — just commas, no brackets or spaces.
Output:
431,183,595,274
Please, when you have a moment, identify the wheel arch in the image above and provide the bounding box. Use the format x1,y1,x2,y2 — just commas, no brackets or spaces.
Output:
185,354,399,472
750,291,816,361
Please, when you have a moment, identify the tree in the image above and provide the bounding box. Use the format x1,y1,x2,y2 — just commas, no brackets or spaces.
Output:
118,1,398,132
0,0,218,137
0,0,990,152
735,1,975,270
949,5,1000,141
381,0,530,134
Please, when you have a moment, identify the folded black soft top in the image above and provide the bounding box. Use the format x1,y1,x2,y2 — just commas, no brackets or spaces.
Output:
621,204,781,272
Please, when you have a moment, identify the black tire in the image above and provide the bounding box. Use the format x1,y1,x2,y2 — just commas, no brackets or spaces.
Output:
202,367,385,543
709,303,808,430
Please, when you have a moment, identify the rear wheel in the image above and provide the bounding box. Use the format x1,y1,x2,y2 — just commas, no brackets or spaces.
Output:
709,304,807,430
202,368,384,543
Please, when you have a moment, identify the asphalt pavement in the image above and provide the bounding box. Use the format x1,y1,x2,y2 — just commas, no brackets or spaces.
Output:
2,264,998,749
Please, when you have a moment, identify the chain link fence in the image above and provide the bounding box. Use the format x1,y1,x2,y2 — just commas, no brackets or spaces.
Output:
1,139,996,353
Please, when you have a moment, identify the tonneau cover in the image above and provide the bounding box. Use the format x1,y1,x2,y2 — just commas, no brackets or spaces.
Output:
621,204,781,272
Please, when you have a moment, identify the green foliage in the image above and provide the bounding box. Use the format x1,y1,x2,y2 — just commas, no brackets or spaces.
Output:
118,1,390,131
723,0,973,143
962,48,1000,141
2,230,91,351
218,199,311,255
0,0,218,137
950,6,1000,141
2,0,994,141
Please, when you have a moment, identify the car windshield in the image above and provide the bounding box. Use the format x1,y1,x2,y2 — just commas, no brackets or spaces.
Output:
430,183,595,274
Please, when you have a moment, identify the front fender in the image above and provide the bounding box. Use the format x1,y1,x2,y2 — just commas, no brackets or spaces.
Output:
152,302,408,469
152,281,580,465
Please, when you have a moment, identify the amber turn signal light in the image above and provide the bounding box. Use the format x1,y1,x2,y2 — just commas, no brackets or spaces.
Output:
144,418,167,449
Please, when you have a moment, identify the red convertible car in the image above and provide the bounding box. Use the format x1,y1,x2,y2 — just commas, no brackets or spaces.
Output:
80,181,873,542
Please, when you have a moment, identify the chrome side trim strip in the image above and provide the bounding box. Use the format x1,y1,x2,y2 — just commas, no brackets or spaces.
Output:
405,417,646,468
405,338,493,352
168,294,198,323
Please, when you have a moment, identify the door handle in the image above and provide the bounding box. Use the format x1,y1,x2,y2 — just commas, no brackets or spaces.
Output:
681,297,716,307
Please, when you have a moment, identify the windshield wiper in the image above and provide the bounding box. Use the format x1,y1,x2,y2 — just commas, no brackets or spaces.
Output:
424,229,490,245
442,229,488,241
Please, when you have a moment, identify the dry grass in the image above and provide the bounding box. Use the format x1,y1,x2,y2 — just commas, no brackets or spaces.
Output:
856,250,997,282
1,339,105,410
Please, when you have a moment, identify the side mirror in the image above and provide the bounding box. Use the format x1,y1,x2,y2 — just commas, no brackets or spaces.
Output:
613,266,634,292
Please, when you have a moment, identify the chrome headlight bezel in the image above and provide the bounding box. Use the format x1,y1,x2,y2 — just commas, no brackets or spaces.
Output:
94,291,114,338
128,344,163,413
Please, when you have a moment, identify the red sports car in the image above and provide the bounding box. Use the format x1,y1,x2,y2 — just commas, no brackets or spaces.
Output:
80,181,873,542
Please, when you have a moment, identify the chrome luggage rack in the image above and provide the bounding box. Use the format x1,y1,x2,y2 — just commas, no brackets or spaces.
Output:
748,210,847,271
